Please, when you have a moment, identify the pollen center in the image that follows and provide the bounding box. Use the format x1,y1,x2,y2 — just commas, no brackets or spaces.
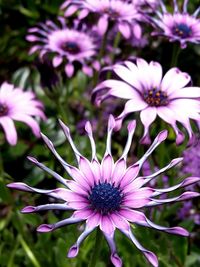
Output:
60,41,80,54
0,103,8,116
173,23,192,38
89,182,122,214
143,89,168,107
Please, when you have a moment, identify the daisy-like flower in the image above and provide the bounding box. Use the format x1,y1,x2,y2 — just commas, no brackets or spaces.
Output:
26,18,99,77
92,58,200,144
61,0,141,39
7,116,200,267
150,0,200,48
0,82,45,146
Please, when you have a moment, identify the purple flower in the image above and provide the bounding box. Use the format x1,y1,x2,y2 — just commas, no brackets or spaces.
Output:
93,58,200,144
150,0,200,48
26,18,99,77
177,201,200,225
7,116,200,267
0,82,45,146
61,0,141,39
181,139,200,177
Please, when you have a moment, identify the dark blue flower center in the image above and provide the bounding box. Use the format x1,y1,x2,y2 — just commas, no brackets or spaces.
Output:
143,89,168,107
61,41,80,54
173,23,192,38
0,103,8,116
89,182,122,214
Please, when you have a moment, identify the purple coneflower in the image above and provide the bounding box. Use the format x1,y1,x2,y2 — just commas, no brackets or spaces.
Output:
7,116,200,267
150,0,200,48
27,18,98,77
0,82,45,146
93,58,200,144
61,0,141,39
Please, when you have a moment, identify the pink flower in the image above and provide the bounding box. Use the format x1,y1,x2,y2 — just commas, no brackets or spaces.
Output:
26,18,99,77
7,116,200,267
61,0,141,39
93,58,200,144
149,0,200,48
0,82,45,145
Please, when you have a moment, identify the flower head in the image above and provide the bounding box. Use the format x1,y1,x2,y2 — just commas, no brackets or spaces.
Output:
93,58,200,144
7,116,200,267
27,18,99,77
150,0,200,48
61,0,141,39
0,82,45,146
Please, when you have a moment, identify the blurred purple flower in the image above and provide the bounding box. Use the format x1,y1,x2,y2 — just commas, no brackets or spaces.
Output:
133,0,159,11
61,0,142,39
178,201,200,225
0,82,45,146
182,140,200,177
8,116,200,267
26,18,99,77
93,58,200,144
150,0,200,48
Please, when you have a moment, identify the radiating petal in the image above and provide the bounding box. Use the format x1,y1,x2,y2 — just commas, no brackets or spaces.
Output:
100,215,115,234
37,217,83,232
68,226,95,258
103,232,122,267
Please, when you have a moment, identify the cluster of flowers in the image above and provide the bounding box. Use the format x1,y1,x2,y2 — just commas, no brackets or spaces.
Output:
2,0,200,267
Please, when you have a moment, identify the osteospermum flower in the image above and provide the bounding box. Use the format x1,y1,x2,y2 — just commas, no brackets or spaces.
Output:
7,116,200,267
61,0,141,39
93,58,200,144
0,82,45,146
26,18,99,77
150,0,200,48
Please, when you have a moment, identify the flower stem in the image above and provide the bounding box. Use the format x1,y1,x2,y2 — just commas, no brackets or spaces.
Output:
88,228,103,267
0,152,4,178
170,43,181,67
110,31,121,64
93,31,109,87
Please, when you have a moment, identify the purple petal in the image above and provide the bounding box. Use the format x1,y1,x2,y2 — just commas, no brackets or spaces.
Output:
110,213,130,231
101,154,114,183
103,232,122,267
63,5,78,17
121,229,158,267
79,156,95,187
119,164,140,188
52,56,63,67
118,22,131,39
65,63,74,77
7,182,57,196
100,215,115,235
140,107,157,144
67,226,95,258
27,156,68,186
37,224,53,232
0,117,17,145
21,203,72,213
112,159,126,184
97,16,108,35
37,217,83,232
